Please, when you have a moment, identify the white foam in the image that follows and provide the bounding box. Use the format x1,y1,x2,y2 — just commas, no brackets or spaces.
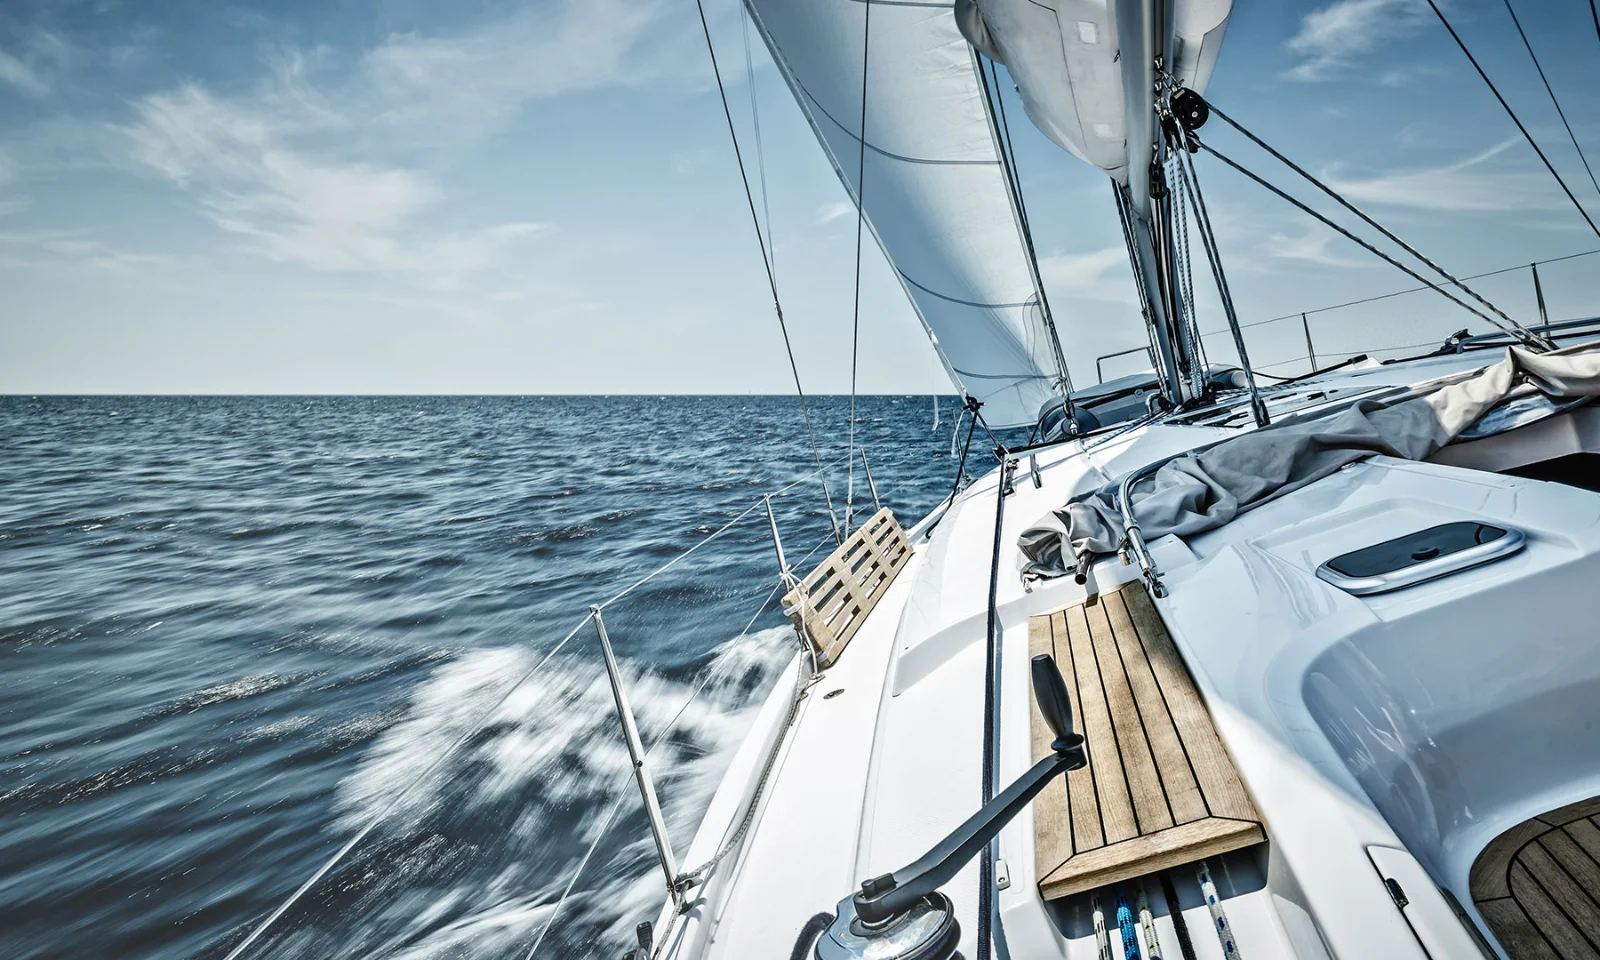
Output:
324,623,797,955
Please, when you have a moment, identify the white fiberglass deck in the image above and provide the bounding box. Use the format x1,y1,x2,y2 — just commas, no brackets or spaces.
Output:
658,351,1600,960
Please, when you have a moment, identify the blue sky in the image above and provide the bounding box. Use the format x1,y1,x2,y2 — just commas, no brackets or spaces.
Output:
1,0,1598,394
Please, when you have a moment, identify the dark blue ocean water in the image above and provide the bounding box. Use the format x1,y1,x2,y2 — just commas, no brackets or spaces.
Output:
0,395,975,960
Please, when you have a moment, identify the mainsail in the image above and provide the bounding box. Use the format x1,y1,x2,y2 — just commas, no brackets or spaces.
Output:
744,0,1067,428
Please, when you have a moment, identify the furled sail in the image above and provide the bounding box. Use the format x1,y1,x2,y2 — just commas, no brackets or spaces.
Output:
744,0,1066,428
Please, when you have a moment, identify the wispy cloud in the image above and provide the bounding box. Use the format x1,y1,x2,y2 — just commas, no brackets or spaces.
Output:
0,48,48,97
1285,0,1433,82
0,228,180,272
122,84,548,282
1322,138,1567,212
110,0,684,285
815,200,854,225
1263,229,1371,268
1039,247,1136,303
359,0,678,144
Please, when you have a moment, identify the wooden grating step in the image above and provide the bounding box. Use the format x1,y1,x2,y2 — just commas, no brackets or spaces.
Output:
782,507,911,669
1471,795,1600,959
1028,581,1265,900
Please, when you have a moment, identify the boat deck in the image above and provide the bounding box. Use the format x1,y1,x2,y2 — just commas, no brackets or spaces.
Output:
1472,796,1600,960
1027,581,1265,899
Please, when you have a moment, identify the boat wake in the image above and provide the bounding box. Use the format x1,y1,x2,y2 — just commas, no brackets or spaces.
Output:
239,623,796,959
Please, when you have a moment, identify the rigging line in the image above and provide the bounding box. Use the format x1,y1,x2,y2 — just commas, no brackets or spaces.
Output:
1424,0,1600,242
1502,0,1600,204
1202,246,1600,335
691,0,842,543
739,4,776,277
847,0,871,539
1198,97,1549,349
1174,145,1269,425
1196,139,1540,344
224,612,597,960
1594,0,1600,51
984,56,1077,401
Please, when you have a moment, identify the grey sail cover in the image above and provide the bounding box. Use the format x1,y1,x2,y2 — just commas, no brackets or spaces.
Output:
1018,344,1600,579
744,0,1064,428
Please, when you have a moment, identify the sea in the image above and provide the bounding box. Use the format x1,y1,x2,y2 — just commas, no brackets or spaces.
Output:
0,394,992,960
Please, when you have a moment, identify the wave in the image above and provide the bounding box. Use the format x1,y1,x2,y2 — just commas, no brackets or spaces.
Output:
244,624,796,959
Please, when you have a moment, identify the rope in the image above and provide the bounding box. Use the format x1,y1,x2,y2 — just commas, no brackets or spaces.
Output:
1424,0,1600,242
222,612,597,960
1195,139,1546,346
1197,96,1549,349
1501,0,1600,205
691,0,842,544
846,0,871,539
977,459,1013,960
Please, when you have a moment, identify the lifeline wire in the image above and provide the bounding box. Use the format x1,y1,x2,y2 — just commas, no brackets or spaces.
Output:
692,0,843,543
597,455,848,612
1195,138,1549,347
1424,0,1600,242
527,557,817,960
1501,0,1600,204
846,0,871,538
222,613,598,960
1197,96,1548,349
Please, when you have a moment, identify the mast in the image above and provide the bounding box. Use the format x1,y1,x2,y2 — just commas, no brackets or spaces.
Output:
1116,0,1199,409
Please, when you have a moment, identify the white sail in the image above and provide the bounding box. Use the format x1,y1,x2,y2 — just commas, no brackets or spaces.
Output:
744,0,1065,428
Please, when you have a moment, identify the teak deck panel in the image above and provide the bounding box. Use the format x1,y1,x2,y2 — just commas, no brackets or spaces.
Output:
1029,581,1265,900
782,508,910,669
1472,795,1600,959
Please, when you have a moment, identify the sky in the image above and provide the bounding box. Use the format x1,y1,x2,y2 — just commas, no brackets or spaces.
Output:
1,0,1598,395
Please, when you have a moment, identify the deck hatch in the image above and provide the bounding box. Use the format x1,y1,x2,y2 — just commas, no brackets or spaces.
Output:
1315,521,1525,595
1027,581,1265,900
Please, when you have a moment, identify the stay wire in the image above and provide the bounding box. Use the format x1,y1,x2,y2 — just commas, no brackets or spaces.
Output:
983,57,1078,403
1424,0,1600,243
1196,96,1549,349
691,0,842,544
1195,138,1544,346
1501,0,1600,206
1204,246,1600,336
846,0,871,538
739,6,775,277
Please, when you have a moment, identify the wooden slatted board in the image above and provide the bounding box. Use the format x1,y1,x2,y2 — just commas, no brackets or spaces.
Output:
1029,581,1265,900
782,507,910,668
1471,795,1600,959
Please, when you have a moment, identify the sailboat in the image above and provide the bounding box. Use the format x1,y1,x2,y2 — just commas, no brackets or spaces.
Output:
592,2,1600,959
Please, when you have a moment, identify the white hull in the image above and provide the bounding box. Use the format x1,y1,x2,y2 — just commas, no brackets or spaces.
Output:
647,345,1600,960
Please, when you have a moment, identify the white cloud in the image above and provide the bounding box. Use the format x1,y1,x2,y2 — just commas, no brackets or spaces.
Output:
1039,247,1137,303
815,200,854,225
1285,0,1433,82
1323,138,1568,212
1263,229,1370,268
360,0,676,143
105,0,722,283
0,49,48,97
122,84,548,281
